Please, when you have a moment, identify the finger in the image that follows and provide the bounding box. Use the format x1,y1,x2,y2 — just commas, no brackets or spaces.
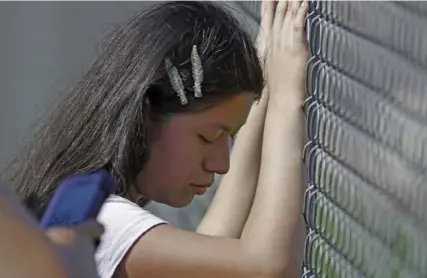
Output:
295,1,309,31
272,0,288,35
45,221,104,245
46,227,77,245
73,220,105,239
260,0,276,32
290,0,302,18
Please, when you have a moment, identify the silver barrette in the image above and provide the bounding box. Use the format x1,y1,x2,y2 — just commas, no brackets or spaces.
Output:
165,45,204,105
165,58,188,105
191,45,203,98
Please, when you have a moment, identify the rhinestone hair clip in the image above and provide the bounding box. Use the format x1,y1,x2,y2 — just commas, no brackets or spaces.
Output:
165,45,203,105
191,45,203,98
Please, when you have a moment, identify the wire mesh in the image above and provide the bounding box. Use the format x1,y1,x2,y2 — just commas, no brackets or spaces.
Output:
303,1,427,277
236,1,427,277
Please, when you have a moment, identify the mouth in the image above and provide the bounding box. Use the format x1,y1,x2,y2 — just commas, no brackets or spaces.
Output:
190,184,210,196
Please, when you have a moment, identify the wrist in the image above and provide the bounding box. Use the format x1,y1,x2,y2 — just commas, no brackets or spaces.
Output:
268,89,304,110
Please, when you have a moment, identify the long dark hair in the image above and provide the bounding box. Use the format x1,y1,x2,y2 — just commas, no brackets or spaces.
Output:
7,1,264,219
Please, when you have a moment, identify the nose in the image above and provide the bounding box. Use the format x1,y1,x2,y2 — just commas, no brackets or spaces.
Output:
203,136,230,175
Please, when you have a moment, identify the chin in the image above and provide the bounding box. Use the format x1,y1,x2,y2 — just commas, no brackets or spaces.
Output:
147,186,196,208
163,195,195,208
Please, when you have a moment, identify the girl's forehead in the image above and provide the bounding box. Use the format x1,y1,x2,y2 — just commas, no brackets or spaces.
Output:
174,93,253,131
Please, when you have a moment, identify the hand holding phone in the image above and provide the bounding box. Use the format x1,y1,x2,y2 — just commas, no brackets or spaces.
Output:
40,170,116,229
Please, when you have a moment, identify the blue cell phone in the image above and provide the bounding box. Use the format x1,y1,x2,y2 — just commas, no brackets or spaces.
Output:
40,169,116,229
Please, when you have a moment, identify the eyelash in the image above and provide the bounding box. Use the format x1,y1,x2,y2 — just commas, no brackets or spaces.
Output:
198,135,214,144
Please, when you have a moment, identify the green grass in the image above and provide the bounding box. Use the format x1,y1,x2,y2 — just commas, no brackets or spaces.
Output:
314,198,348,278
311,190,412,278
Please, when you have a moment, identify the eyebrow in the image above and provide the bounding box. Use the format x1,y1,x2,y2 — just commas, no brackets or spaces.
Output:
211,122,245,136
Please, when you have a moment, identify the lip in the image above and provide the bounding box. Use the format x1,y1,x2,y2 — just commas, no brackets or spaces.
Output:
190,184,210,196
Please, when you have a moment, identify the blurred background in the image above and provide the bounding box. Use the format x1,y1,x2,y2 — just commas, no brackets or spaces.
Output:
1,1,427,277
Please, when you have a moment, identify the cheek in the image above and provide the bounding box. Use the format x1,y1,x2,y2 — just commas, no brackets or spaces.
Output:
144,130,202,187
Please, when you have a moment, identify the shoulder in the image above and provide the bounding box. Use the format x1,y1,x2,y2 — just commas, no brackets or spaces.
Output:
98,195,165,226
96,195,167,278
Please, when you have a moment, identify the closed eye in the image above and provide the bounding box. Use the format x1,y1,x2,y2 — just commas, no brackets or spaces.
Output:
198,135,214,144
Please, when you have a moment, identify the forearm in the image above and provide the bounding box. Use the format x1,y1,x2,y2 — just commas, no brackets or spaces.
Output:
196,93,268,237
240,94,305,273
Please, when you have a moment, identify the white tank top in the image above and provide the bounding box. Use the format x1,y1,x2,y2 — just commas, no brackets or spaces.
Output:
96,195,167,278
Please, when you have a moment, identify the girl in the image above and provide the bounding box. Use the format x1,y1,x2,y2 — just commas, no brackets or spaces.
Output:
10,1,308,277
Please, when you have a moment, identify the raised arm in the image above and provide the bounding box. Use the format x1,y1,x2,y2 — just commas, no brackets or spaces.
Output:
115,1,308,278
240,0,308,271
196,95,268,237
196,1,275,238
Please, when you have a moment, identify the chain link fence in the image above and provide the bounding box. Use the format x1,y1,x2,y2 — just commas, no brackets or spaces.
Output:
236,1,427,277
